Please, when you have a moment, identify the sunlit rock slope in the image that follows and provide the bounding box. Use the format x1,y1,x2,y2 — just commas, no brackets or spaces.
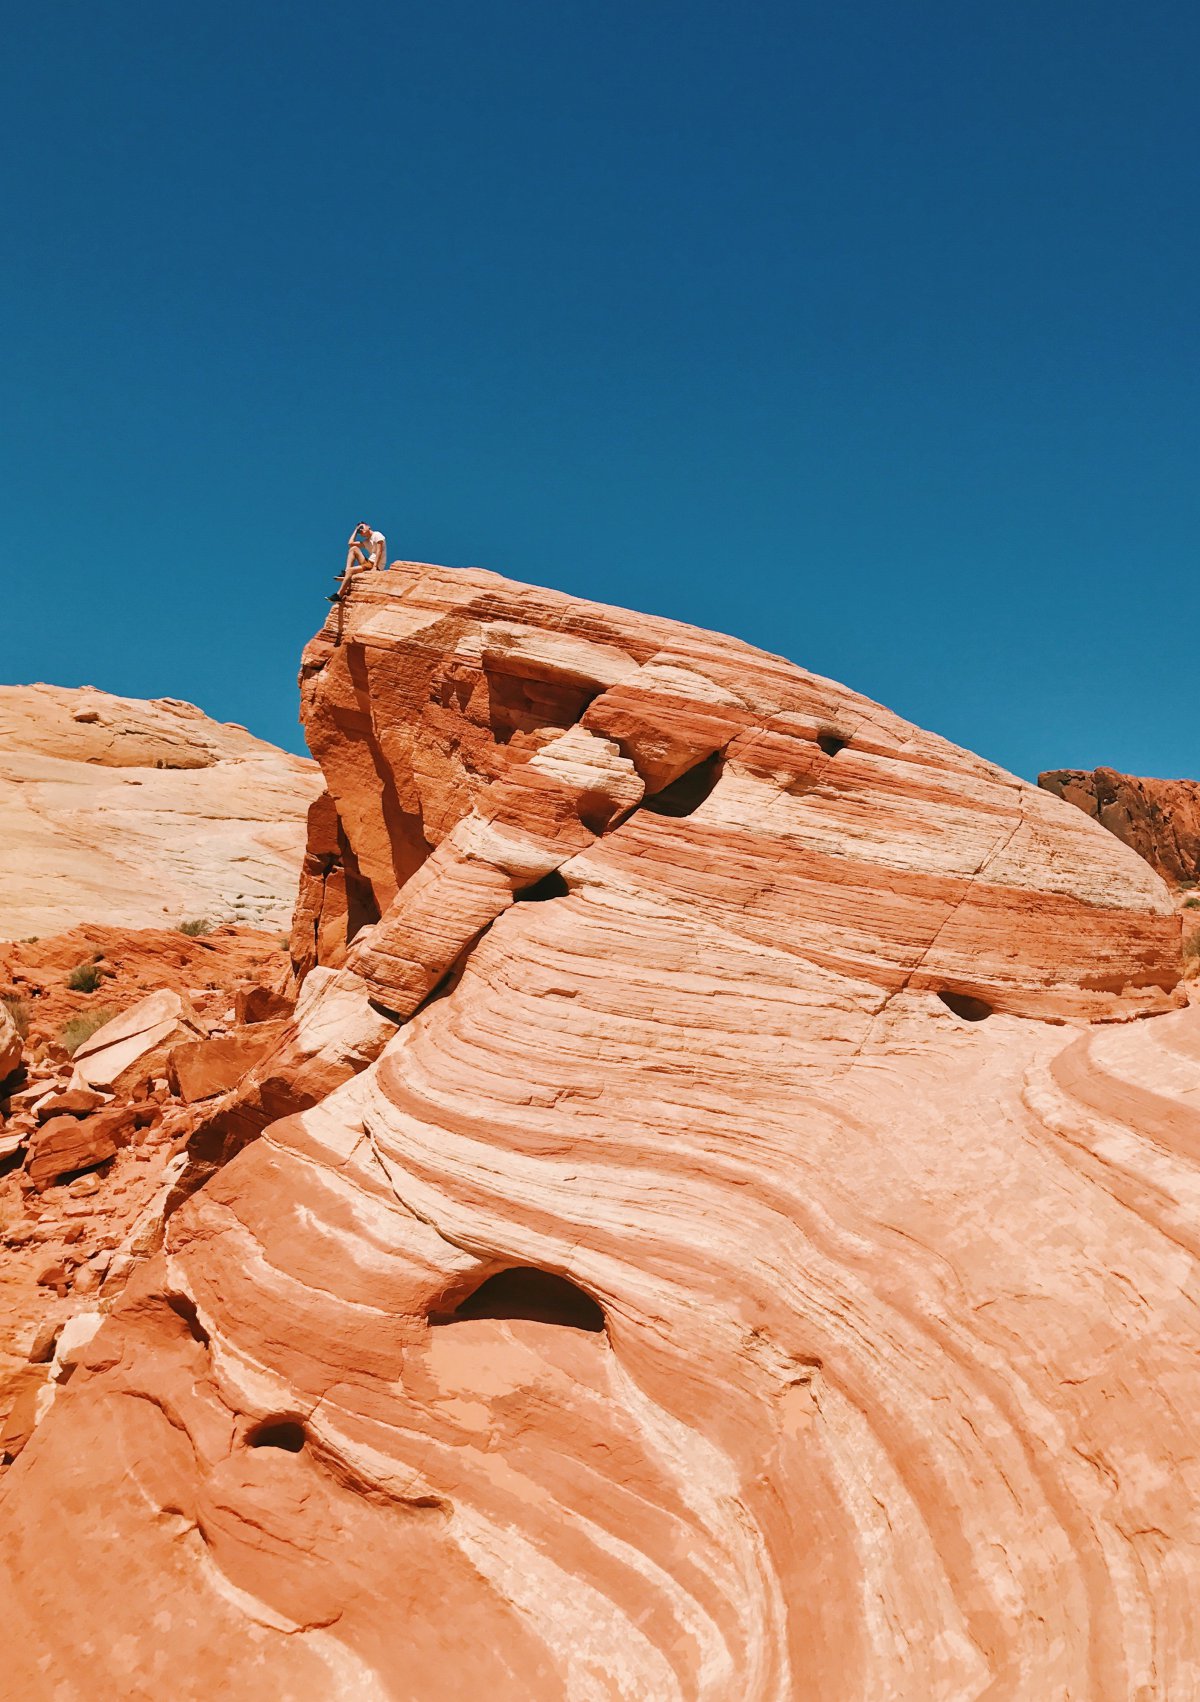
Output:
2,562,1198,1702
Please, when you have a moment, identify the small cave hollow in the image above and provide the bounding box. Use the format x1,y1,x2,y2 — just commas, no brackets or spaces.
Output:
515,869,570,903
642,751,724,818
484,669,599,747
937,990,994,1023
817,731,850,757
577,789,621,835
432,1267,606,1333
246,1418,308,1453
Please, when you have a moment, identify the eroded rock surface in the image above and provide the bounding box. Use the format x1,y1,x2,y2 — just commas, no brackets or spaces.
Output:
0,684,321,937
1040,765,1200,889
2,562,1198,1701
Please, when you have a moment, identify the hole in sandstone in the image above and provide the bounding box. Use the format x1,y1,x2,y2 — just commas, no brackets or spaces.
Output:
247,1418,307,1452
484,669,599,746
642,752,723,818
817,731,849,757
166,1292,210,1347
577,789,620,835
515,870,570,903
433,1267,605,1333
937,990,993,1022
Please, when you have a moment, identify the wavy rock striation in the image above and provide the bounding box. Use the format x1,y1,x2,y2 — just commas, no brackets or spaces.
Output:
1,562,1198,1701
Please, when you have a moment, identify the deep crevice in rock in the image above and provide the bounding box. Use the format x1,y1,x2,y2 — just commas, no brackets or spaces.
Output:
642,752,723,818
515,870,570,903
817,731,849,757
165,1292,211,1347
431,1267,605,1333
484,668,601,747
344,643,432,891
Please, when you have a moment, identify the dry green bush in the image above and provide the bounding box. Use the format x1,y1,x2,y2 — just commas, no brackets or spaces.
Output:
2,995,30,1039
60,1008,116,1056
66,961,105,993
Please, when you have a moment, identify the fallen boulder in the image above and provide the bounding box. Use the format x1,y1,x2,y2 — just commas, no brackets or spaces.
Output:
233,982,293,1025
25,1112,121,1192
167,1020,288,1104
34,1086,108,1120
68,989,203,1093
0,1124,26,1164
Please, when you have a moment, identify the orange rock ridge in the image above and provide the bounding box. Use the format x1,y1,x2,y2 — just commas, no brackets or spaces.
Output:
1040,764,1200,889
2,560,1199,1701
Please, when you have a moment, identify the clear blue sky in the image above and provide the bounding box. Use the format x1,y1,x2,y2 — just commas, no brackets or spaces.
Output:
2,2,1195,778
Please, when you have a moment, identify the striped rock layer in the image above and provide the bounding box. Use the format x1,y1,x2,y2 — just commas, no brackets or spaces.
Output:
2,562,1198,1702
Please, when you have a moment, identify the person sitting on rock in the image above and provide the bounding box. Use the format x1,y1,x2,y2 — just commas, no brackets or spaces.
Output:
366,526,387,571
329,523,386,601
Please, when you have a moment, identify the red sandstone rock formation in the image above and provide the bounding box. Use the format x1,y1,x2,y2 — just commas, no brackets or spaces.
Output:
0,1002,22,1086
167,1021,289,1103
1,562,1198,1700
0,685,321,938
1039,765,1200,889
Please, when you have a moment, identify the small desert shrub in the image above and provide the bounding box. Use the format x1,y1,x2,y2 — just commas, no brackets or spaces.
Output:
66,961,104,993
60,1008,116,1056
178,918,213,937
1184,897,1200,910
1184,934,1200,963
2,996,29,1039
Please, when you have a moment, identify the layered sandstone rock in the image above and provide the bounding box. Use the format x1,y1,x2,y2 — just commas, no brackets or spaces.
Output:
0,685,321,938
0,1002,22,1085
1,562,1198,1701
1040,765,1200,889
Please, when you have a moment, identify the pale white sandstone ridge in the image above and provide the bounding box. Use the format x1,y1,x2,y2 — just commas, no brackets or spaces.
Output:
0,683,321,938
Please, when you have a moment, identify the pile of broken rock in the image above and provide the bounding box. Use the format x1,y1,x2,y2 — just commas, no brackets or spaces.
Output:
0,950,293,1463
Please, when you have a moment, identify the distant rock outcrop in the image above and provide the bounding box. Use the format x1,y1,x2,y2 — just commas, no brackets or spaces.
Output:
0,685,322,939
2,562,1199,1701
1039,765,1200,889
